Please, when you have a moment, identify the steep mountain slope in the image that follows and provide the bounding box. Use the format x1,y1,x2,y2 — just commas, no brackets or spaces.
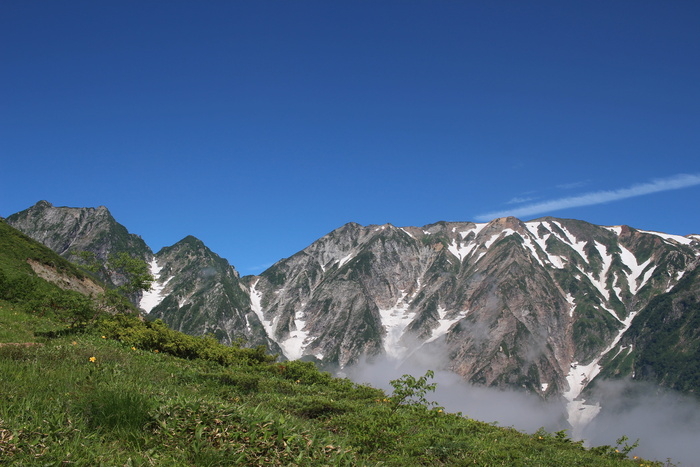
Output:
251,217,699,401
0,219,97,289
6,201,151,292
143,236,280,352
595,260,700,393
6,202,275,350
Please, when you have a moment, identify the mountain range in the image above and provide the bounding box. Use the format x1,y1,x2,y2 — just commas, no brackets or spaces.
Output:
7,200,700,429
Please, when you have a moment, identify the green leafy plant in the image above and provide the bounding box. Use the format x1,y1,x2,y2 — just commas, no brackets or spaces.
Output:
389,370,443,412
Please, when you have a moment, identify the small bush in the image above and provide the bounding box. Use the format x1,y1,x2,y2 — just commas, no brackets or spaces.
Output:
273,360,332,385
98,313,275,366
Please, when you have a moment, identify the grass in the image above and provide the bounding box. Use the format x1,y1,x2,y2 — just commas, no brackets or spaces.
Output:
0,303,665,466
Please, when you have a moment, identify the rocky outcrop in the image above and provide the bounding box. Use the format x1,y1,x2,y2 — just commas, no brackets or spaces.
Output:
144,236,281,353
7,201,151,292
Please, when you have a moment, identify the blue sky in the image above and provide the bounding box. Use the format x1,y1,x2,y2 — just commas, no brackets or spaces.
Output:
2,1,699,274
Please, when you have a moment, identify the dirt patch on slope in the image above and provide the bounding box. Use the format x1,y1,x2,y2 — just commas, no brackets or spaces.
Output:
27,259,104,297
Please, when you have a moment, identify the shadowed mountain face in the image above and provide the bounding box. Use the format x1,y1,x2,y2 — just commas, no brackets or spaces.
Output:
8,201,700,403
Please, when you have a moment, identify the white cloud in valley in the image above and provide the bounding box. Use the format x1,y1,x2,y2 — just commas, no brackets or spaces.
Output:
475,173,700,222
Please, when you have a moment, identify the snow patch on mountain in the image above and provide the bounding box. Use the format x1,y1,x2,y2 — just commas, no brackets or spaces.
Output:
525,222,567,268
139,258,172,313
250,280,277,347
484,228,516,249
425,306,469,343
564,311,637,436
617,245,653,295
279,310,310,361
379,303,417,359
566,293,576,317
603,226,622,236
461,223,487,239
551,221,589,262
337,252,356,269
250,281,313,360
638,229,694,245
518,232,545,267
379,281,423,359
591,241,613,301
448,239,478,262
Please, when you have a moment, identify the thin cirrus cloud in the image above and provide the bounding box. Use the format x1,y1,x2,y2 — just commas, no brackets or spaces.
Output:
474,173,700,222
506,196,538,205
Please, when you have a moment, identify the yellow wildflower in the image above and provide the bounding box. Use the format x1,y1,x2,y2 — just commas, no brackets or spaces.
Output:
101,336,106,339
154,349,159,353
131,347,136,350
89,356,96,362
72,341,77,346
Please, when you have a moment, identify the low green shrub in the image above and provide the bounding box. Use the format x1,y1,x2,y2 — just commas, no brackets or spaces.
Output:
98,313,275,366
273,359,333,385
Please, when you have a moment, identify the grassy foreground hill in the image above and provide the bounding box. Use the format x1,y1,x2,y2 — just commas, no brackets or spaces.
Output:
0,221,662,465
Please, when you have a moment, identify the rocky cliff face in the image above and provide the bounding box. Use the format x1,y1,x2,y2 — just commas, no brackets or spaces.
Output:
8,201,700,408
143,236,281,353
6,201,151,293
251,217,699,402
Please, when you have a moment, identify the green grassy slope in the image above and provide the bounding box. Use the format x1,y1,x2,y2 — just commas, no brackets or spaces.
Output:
0,307,661,466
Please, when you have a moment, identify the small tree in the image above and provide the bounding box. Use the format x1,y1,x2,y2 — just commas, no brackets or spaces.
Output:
106,252,154,294
74,251,154,318
389,370,442,412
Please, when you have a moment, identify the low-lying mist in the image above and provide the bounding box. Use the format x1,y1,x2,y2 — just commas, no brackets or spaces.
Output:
342,353,700,466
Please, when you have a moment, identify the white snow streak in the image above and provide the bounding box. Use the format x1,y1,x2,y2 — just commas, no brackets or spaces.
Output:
447,225,483,261
638,229,694,245
337,253,355,269
617,245,653,295
519,233,545,267
591,241,613,301
448,240,478,262
484,228,516,249
603,226,622,236
551,221,589,262
139,258,171,313
564,311,638,437
250,279,311,361
280,310,310,361
425,306,468,343
461,223,488,238
525,222,567,269
379,281,423,358
250,280,276,342
565,293,576,317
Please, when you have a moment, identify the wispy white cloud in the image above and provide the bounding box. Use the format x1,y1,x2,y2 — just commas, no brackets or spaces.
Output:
506,196,538,205
475,173,700,222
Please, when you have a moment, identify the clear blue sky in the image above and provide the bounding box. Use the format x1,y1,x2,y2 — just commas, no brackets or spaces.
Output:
2,1,699,274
